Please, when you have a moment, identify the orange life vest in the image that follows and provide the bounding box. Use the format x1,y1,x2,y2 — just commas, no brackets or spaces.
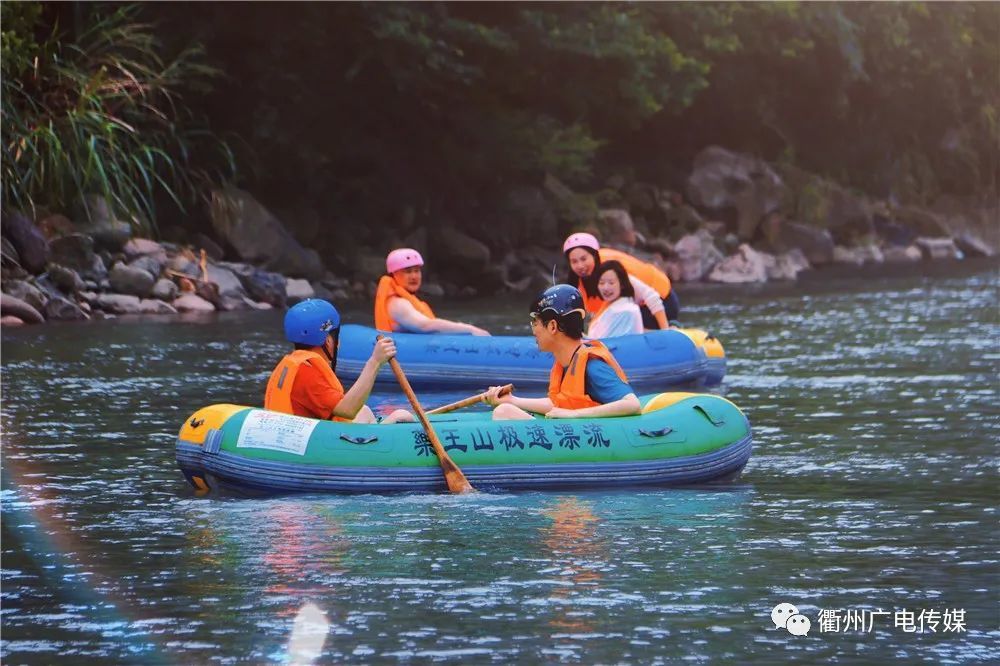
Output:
373,275,436,331
576,277,606,317
577,248,672,315
264,349,345,417
587,299,612,328
548,341,630,410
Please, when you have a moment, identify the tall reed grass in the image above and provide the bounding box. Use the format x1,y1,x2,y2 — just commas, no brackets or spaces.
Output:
1,4,235,233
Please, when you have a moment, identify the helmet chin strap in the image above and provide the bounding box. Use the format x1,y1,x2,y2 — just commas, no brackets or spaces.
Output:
323,328,340,373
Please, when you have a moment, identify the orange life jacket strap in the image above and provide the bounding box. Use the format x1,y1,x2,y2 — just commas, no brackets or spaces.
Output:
548,341,629,410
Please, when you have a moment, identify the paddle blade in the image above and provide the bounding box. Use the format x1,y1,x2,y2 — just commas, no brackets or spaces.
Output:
444,465,475,494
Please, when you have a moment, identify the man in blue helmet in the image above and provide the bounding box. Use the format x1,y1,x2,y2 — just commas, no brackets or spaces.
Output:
265,299,414,423
483,285,641,420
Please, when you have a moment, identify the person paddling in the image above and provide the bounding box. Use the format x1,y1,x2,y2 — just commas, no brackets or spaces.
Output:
587,260,644,339
374,248,490,335
483,285,640,420
266,299,414,424
563,232,679,327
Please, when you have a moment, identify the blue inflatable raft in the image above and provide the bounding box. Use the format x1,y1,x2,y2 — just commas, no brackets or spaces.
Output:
336,325,726,390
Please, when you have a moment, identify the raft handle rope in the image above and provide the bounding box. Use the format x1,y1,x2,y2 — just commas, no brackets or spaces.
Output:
339,434,379,445
638,427,674,438
693,405,726,426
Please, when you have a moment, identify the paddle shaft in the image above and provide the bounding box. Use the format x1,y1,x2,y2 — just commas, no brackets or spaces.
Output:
427,384,514,415
377,337,474,494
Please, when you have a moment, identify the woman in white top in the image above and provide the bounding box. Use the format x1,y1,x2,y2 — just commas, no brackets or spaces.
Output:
587,260,645,339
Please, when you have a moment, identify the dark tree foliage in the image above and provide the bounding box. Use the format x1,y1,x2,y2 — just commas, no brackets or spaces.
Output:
7,2,997,240
1,2,234,229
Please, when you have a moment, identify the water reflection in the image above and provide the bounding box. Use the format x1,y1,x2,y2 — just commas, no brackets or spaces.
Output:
541,497,606,635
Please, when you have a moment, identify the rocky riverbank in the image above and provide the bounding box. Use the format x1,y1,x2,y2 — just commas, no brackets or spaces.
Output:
2,146,995,327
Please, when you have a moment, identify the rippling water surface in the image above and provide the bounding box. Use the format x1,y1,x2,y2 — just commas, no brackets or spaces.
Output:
2,261,997,664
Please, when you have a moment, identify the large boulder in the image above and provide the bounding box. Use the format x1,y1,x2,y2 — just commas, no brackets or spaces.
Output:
352,251,389,282
123,238,165,260
151,278,179,301
436,228,491,275
122,238,169,277
2,212,50,273
832,244,884,265
73,194,135,250
776,164,874,244
706,244,769,283
495,186,559,251
46,264,86,294
209,186,325,280
685,146,788,241
109,262,156,297
883,245,923,263
173,293,216,312
129,254,165,278
37,214,75,239
245,268,287,308
94,293,143,314
49,234,107,280
760,218,835,266
763,248,811,281
204,263,251,311
914,237,961,260
138,299,178,315
599,209,638,247
673,230,724,282
930,195,999,256
44,294,88,321
3,279,48,312
0,293,44,323
285,278,315,304
953,232,993,258
166,253,200,279
893,206,951,239
543,174,599,231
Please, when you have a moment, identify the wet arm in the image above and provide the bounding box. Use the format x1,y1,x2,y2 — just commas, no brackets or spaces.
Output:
389,298,488,335
558,393,641,419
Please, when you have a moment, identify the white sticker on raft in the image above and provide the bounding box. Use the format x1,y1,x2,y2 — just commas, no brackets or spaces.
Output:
236,410,318,456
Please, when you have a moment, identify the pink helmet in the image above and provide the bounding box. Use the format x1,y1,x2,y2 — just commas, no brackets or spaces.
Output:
386,248,424,274
562,232,600,254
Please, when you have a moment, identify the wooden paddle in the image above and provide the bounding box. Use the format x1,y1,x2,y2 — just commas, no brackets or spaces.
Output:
427,384,514,415
377,336,475,494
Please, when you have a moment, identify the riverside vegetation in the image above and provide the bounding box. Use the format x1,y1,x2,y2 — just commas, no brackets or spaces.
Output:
2,3,996,326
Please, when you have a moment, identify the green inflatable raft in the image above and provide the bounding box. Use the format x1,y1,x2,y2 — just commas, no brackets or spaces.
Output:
175,392,752,493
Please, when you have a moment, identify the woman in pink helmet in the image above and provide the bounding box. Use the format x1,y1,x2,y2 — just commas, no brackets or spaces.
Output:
373,248,490,335
562,232,679,328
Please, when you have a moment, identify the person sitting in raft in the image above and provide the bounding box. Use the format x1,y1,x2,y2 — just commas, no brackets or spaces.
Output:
374,248,490,336
482,284,641,421
562,232,680,327
266,299,414,424
586,260,644,339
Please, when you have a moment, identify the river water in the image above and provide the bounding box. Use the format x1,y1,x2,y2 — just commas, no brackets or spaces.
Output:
2,260,997,664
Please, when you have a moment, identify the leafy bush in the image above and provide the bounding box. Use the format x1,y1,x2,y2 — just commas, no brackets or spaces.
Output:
1,3,234,231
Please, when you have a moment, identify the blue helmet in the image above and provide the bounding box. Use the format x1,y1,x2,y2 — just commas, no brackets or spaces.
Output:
284,299,340,346
530,284,585,319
